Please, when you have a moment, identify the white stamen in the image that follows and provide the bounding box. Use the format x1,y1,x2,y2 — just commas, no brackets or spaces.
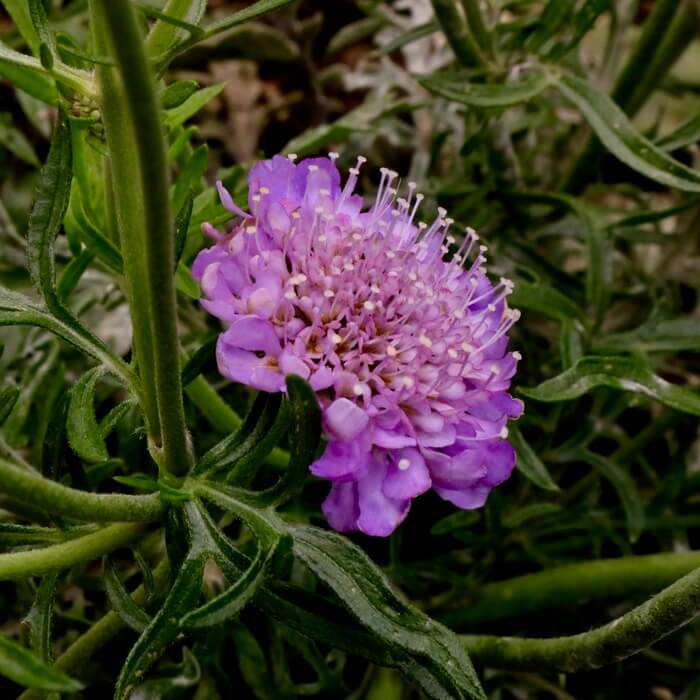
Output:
398,458,411,471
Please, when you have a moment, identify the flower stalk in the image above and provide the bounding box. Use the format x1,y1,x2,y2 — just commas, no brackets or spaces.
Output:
89,0,192,479
462,562,700,672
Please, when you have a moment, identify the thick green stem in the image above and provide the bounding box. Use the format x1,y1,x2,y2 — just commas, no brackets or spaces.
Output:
440,551,700,628
90,0,192,479
0,522,146,580
461,563,700,672
564,0,698,194
0,458,162,522
430,0,486,68
18,558,170,700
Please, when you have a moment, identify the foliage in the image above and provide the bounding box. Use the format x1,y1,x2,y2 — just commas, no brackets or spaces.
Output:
0,0,699,698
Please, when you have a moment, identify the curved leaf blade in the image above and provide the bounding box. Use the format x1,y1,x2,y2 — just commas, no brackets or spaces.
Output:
520,355,700,415
555,71,700,192
417,67,553,108
0,634,82,692
66,366,109,463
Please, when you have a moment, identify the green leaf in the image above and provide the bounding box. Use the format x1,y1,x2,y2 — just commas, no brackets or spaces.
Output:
28,0,57,63
202,0,297,40
27,572,59,664
0,523,95,547
66,366,109,463
0,112,40,166
175,261,201,299
656,112,700,152
520,355,700,416
57,249,94,303
523,0,575,53
27,119,73,317
146,0,206,58
181,533,284,629
417,66,553,108
0,385,19,426
0,60,58,103
164,84,225,129
0,285,127,379
326,16,386,56
2,0,41,54
509,278,581,322
547,0,611,58
374,20,439,57
113,474,192,502
160,79,199,109
554,71,700,192
114,504,207,699
0,634,82,692
173,144,207,212
256,375,321,505
592,318,700,354
510,425,560,492
291,525,486,700
181,339,215,388
104,556,152,632
194,392,283,476
580,450,645,543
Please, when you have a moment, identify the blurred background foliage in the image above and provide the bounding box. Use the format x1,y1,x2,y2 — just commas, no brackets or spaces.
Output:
2,0,700,698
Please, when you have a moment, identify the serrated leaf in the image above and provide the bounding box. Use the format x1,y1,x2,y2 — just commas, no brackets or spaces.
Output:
181,532,284,628
0,385,19,425
164,84,225,129
104,556,152,633
291,525,485,700
27,119,73,316
554,71,700,192
114,511,205,699
194,392,282,476
0,634,82,692
521,355,700,415
256,375,320,505
27,572,59,664
510,425,559,492
417,66,553,108
66,366,109,463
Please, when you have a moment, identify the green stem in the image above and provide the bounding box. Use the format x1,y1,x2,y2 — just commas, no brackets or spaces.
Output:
0,458,162,522
0,522,146,580
563,0,698,194
440,550,700,628
90,0,192,479
459,0,492,58
461,563,700,672
430,0,486,68
185,377,289,469
18,558,170,700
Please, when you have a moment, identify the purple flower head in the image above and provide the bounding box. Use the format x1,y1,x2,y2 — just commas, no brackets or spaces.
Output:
193,153,524,536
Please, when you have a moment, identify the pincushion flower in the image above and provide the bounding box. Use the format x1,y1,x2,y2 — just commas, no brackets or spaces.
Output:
193,154,523,536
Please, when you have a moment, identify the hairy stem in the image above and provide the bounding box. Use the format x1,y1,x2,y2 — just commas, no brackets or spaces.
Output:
0,523,146,580
0,458,162,522
440,551,700,628
462,563,700,672
90,0,192,479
